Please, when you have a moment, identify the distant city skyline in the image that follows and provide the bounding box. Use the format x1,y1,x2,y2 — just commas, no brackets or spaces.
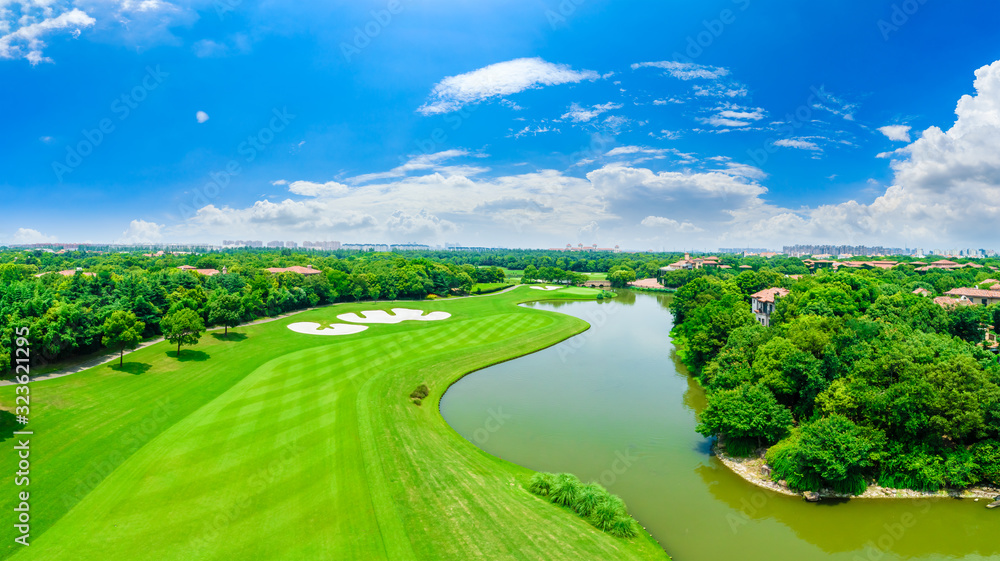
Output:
4,239,998,259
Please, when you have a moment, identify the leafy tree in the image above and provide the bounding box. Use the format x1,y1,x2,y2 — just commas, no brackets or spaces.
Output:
607,267,636,288
986,303,1000,333
457,272,475,293
208,293,243,336
733,269,785,298
671,277,730,324
242,290,266,320
768,415,885,494
782,315,837,358
701,323,769,388
943,448,980,488
677,294,755,372
697,384,793,456
161,308,205,357
101,311,145,366
972,440,1000,486
522,265,538,283
947,305,986,343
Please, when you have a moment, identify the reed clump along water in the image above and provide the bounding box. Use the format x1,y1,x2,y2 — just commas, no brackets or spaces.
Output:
527,472,640,539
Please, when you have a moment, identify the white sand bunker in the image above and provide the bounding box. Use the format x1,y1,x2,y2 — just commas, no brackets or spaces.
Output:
336,308,451,324
530,286,563,291
287,322,369,336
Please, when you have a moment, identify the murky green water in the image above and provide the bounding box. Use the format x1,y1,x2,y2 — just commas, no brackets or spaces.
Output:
440,290,999,561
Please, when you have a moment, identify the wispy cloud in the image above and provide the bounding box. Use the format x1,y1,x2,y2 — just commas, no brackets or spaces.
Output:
0,8,95,64
561,102,622,123
418,57,600,115
631,61,729,80
700,106,766,128
812,88,859,121
509,125,556,138
349,150,479,184
774,138,821,151
693,83,748,98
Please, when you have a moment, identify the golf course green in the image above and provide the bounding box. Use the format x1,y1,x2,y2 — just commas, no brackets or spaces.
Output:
0,286,670,561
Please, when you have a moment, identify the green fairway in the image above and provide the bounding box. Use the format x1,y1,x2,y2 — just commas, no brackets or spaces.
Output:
0,287,669,561
471,282,515,293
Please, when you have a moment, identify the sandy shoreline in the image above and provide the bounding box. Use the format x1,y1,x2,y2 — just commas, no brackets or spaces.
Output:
715,444,1000,501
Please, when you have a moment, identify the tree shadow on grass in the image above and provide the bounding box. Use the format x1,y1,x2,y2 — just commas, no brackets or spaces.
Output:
0,410,19,443
211,332,248,342
169,350,211,362
109,362,152,375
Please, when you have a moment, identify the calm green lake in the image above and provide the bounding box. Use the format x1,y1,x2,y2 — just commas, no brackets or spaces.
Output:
440,290,999,561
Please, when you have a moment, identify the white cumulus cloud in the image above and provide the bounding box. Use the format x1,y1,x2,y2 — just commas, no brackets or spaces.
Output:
116,219,163,244
195,111,209,123
641,216,703,232
11,227,57,244
878,125,912,142
734,59,1000,247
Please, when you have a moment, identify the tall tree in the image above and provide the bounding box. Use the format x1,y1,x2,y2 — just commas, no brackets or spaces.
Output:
161,308,205,357
208,293,243,336
102,311,145,367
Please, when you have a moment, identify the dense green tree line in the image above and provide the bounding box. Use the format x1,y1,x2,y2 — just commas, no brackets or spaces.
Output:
672,267,1000,494
0,251,508,373
658,255,1000,290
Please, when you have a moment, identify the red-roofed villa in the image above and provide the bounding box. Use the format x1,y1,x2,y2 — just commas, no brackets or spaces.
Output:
266,266,322,276
750,287,790,327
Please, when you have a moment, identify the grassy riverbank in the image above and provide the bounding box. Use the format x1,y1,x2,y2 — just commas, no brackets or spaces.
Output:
0,286,669,561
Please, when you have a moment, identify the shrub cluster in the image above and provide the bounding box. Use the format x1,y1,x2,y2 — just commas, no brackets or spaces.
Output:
409,384,429,406
527,473,639,539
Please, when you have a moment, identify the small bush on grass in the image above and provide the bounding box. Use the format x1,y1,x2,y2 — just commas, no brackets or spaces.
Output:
526,473,640,539
409,384,429,400
572,483,604,517
549,473,582,507
528,472,557,497
412,398,422,406
607,516,639,539
588,494,627,532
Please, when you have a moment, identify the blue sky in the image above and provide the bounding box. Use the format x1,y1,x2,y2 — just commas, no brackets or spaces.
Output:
2,0,999,250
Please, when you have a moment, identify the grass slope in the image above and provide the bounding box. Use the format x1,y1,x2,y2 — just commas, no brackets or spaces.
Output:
0,287,669,561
